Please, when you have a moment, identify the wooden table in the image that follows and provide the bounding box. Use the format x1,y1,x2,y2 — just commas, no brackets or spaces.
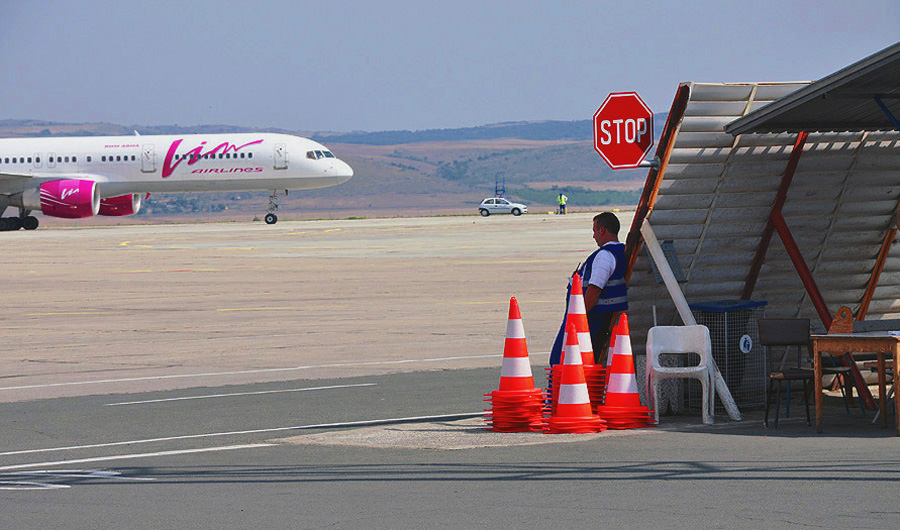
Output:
809,333,900,435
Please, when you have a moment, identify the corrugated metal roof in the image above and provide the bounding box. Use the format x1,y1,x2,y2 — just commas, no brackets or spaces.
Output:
726,41,900,134
627,82,900,353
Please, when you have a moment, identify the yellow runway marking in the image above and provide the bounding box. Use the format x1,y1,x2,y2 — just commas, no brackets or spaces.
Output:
118,269,221,274
216,307,300,312
26,311,118,316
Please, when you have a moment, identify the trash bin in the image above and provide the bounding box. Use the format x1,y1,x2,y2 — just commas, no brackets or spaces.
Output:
688,300,767,411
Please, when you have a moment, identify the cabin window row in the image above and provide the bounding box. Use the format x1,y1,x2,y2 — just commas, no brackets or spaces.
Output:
1,151,257,165
1,156,39,164
1,155,83,163
174,152,253,160
1,155,114,163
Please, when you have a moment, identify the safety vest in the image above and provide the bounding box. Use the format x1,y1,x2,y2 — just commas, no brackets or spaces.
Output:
558,195,567,205
580,242,628,313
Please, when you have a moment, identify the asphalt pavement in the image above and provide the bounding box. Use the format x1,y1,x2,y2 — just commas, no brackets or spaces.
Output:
2,367,898,529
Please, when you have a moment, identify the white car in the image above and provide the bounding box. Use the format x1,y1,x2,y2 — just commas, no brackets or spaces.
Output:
478,197,527,216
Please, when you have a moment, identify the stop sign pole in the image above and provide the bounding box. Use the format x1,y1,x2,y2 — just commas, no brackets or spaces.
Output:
593,92,656,169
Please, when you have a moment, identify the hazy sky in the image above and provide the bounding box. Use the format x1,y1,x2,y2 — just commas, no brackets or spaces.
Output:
1,1,897,132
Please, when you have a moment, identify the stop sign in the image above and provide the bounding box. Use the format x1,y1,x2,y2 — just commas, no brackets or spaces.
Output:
593,92,654,169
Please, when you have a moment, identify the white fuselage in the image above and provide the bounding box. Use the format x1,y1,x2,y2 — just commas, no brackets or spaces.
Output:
0,132,353,199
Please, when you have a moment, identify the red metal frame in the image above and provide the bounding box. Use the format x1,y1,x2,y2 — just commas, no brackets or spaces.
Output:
624,83,691,282
742,132,808,300
770,210,833,329
737,131,834,328
858,227,898,320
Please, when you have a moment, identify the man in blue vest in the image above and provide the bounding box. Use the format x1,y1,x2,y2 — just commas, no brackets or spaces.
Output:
549,212,628,366
582,212,628,365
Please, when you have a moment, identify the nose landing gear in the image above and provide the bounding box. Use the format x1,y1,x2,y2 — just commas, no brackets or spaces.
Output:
265,190,280,225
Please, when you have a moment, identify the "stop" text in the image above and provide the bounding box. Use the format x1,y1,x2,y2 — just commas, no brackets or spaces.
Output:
598,118,649,145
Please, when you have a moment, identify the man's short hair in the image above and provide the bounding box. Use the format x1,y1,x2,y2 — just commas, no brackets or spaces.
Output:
593,212,620,235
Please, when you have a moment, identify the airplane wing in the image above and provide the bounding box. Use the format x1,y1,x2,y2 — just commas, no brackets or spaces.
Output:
0,171,111,182
0,171,110,197
0,170,33,180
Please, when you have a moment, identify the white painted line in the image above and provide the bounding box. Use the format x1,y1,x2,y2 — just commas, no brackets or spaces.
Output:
0,354,503,392
105,382,377,406
0,480,70,490
0,444,277,472
7,470,154,481
0,412,485,458
0,469,156,490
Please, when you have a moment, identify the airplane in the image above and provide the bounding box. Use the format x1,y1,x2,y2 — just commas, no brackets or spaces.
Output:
0,132,353,230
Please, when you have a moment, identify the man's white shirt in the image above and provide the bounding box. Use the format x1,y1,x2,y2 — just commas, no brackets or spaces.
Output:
588,242,622,290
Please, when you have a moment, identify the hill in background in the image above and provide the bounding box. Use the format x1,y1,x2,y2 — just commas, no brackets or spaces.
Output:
0,118,664,221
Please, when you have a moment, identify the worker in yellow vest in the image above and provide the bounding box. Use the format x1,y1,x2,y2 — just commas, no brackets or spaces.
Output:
557,193,568,215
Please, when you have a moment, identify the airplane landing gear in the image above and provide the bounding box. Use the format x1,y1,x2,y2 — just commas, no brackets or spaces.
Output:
0,205,38,231
266,190,279,225
22,215,39,230
0,216,38,231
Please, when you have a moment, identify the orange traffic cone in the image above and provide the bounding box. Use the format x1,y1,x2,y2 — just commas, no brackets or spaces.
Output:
485,297,545,432
545,320,606,434
547,273,606,413
595,313,656,429
567,273,595,366
571,273,608,410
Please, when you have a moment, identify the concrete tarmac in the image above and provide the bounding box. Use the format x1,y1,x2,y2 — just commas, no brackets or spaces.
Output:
1,212,607,402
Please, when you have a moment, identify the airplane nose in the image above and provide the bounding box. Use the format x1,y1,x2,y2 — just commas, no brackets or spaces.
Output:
335,159,354,182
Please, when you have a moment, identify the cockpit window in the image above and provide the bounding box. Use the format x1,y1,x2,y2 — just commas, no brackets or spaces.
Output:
307,150,333,160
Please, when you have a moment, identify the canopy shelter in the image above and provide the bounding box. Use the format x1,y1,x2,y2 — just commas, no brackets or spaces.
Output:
726,41,900,135
623,41,900,353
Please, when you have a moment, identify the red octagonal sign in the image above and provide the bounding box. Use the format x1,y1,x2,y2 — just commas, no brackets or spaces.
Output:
593,92,654,169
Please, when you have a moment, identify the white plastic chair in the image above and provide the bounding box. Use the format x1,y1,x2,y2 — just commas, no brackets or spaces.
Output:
646,325,715,425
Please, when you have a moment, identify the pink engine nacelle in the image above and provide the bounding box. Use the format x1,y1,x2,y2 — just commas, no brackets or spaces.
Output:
98,194,142,216
39,179,100,219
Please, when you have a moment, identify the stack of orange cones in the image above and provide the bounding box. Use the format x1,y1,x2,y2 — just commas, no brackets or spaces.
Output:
595,313,656,429
546,273,607,414
484,297,545,432
545,320,607,434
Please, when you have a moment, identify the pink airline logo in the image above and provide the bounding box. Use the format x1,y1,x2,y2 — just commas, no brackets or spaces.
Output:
162,138,264,178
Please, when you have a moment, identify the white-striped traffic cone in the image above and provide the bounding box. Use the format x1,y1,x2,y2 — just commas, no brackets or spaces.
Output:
595,313,655,429
545,320,606,434
484,297,545,432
